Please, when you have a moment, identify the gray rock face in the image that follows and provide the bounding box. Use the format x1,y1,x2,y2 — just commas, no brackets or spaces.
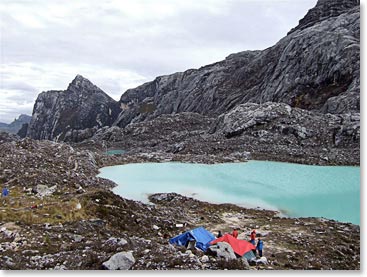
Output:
102,251,135,270
211,102,360,149
27,75,121,142
210,102,360,164
113,0,359,128
288,0,359,34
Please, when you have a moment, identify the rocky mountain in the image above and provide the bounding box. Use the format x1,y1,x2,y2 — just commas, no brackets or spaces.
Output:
27,75,121,141
0,114,32,134
24,0,360,166
113,0,359,128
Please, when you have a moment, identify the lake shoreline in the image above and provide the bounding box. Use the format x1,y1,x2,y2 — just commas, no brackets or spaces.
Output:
0,138,360,269
98,157,360,224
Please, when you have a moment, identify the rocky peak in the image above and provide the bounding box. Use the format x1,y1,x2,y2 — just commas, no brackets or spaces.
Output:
67,75,102,94
27,75,121,141
18,114,32,121
288,0,359,34
113,0,359,128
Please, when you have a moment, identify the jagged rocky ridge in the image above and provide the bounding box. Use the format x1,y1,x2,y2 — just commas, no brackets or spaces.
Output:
113,0,359,127
26,0,360,152
27,75,121,141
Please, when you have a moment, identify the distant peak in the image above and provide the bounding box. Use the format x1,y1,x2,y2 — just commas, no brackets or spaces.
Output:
18,114,32,120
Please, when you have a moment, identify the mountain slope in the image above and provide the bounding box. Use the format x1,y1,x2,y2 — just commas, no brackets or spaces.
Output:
113,0,359,128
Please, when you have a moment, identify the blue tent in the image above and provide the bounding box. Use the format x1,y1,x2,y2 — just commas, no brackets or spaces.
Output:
169,227,215,251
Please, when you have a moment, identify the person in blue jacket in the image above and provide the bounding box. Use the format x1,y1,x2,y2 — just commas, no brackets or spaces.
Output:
256,236,264,257
1,187,9,197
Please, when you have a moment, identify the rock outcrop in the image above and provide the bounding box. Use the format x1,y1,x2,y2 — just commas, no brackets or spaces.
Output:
27,75,121,141
210,102,360,152
113,0,359,128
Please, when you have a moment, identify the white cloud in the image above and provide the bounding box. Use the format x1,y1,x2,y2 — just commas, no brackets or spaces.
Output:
0,0,318,123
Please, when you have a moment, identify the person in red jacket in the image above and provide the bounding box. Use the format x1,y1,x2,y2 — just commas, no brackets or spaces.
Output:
232,228,239,238
250,229,257,255
250,229,256,245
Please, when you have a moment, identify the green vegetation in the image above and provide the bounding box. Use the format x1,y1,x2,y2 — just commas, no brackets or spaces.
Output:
0,186,91,225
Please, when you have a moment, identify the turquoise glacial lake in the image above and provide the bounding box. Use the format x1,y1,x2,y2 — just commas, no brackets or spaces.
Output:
97,161,360,225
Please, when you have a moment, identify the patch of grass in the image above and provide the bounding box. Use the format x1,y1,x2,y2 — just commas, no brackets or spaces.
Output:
0,188,91,225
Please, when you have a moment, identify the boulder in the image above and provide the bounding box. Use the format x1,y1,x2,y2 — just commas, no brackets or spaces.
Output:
256,257,268,265
201,255,209,263
32,184,57,197
208,242,237,261
72,235,84,243
102,251,135,270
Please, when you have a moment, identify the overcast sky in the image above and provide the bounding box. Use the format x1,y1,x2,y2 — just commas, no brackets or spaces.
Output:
0,0,318,123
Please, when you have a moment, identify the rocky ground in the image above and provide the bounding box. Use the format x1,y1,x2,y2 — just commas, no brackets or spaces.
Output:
0,135,360,270
76,103,360,166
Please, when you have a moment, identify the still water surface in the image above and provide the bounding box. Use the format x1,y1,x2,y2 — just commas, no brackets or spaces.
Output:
97,161,360,224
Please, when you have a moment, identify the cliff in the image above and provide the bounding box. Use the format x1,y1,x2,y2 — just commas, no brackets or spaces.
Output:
113,0,359,128
27,75,121,141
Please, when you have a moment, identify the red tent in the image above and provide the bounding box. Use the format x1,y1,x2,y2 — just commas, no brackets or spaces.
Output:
210,234,255,256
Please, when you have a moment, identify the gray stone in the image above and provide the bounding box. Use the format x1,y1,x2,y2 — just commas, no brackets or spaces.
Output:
102,251,135,270
152,225,160,230
201,255,209,263
104,237,128,247
32,184,57,197
208,242,237,261
72,234,84,242
256,257,268,265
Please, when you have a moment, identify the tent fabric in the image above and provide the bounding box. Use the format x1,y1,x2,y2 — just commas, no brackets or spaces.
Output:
243,249,256,261
169,227,215,251
210,234,256,256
